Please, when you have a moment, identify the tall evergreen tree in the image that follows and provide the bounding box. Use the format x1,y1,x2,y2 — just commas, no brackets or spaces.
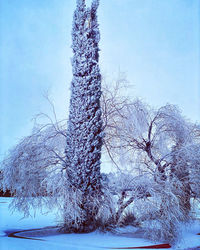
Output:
64,0,103,232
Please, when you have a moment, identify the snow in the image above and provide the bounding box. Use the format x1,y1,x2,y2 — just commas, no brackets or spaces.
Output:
0,197,200,250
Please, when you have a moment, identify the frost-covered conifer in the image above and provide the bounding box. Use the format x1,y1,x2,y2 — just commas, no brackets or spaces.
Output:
64,0,103,231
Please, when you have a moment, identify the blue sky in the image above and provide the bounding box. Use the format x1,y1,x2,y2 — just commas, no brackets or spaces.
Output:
0,0,200,158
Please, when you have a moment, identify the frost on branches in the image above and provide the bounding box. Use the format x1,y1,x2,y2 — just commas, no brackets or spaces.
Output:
1,1,200,240
64,0,103,232
1,74,200,243
2,121,67,217
102,80,200,243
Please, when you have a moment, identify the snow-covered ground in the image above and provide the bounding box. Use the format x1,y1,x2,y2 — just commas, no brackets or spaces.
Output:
0,197,200,250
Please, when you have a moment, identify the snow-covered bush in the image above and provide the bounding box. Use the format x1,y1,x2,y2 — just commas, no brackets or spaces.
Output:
134,177,186,243
102,171,187,243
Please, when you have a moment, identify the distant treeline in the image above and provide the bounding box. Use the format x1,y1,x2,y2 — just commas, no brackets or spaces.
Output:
0,190,13,197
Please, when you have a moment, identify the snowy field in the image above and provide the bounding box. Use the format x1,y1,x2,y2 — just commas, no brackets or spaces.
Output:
0,197,200,250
